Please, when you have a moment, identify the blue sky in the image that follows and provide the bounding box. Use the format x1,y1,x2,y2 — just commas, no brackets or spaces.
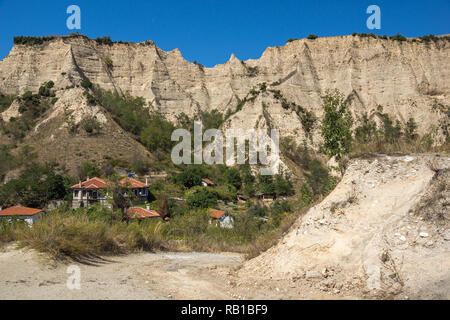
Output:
0,0,449,67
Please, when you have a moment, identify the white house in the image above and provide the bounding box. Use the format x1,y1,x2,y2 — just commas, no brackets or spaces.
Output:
0,206,45,227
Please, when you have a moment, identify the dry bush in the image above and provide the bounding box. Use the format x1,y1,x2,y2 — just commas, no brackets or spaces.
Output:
426,157,443,173
412,169,449,222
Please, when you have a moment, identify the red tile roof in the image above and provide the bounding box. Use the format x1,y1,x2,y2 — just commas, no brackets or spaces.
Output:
202,178,215,186
120,177,148,188
208,208,225,219
71,177,106,189
71,177,148,189
127,207,160,219
0,206,43,217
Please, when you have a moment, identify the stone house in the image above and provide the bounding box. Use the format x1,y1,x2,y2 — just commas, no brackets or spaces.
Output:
71,177,149,209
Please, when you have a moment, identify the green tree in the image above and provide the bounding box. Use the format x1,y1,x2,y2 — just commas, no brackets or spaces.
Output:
381,113,402,143
140,113,175,152
77,161,101,180
320,89,353,160
187,189,217,208
0,163,68,208
405,117,418,141
173,166,203,188
258,175,275,194
225,168,242,189
106,177,135,221
273,175,294,196
201,109,224,131
304,159,334,196
355,113,377,143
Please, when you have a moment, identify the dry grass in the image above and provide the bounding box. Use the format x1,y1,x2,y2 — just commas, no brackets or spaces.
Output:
350,137,449,159
1,204,313,261
1,211,165,260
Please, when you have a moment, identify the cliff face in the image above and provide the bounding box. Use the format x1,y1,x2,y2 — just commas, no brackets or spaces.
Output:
1,35,449,152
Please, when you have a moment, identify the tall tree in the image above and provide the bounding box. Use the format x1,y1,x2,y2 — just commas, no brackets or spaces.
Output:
321,89,353,161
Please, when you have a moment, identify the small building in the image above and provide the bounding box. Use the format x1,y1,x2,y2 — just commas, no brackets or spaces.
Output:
208,208,225,220
71,176,149,209
0,206,44,227
237,193,248,202
201,178,215,187
207,208,233,228
120,177,149,200
259,193,276,202
127,207,160,220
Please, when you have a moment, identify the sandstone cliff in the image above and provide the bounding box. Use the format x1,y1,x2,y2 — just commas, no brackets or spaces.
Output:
0,34,449,170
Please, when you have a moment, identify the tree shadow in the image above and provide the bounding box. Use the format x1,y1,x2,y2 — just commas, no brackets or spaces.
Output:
70,254,118,266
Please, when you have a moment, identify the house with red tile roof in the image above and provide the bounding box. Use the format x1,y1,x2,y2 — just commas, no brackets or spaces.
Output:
0,206,44,226
70,176,149,209
207,208,233,228
208,208,225,220
201,178,215,187
127,207,160,220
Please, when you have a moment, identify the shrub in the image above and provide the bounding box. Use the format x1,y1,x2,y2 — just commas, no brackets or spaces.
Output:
248,204,268,217
90,87,176,152
80,78,93,89
77,160,102,180
307,34,318,40
95,36,113,45
299,184,313,206
105,57,113,68
80,116,101,135
173,168,202,188
201,109,224,131
304,159,336,196
390,33,407,41
13,36,55,45
273,174,294,196
140,113,175,152
380,113,402,143
225,168,242,189
405,117,418,141
0,163,69,208
186,189,217,208
246,66,259,77
1,86,53,140
320,89,353,160
0,93,15,113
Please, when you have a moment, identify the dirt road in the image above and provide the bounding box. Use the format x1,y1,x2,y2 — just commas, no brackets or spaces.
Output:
0,245,243,300
0,244,356,300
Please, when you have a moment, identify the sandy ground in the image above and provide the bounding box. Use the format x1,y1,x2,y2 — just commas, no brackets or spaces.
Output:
0,245,242,300
0,244,359,300
241,155,450,299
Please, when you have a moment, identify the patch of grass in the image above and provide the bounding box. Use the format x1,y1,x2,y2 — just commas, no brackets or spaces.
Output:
12,209,164,259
